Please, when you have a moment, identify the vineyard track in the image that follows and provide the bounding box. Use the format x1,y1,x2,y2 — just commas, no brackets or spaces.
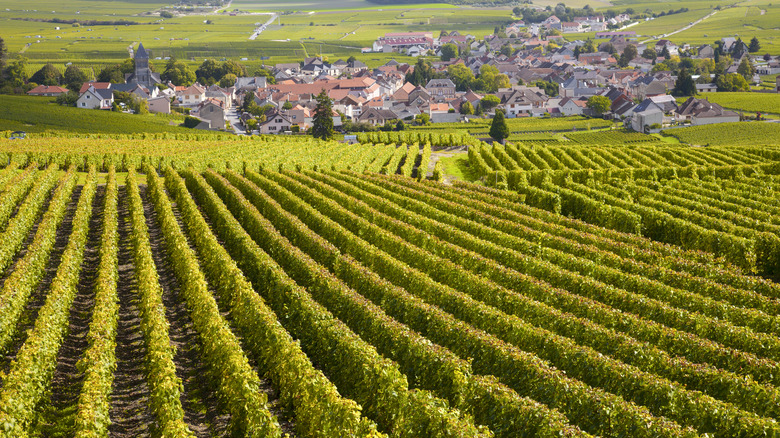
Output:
0,184,78,376
140,183,231,438
39,184,106,437
184,182,297,437
108,185,154,438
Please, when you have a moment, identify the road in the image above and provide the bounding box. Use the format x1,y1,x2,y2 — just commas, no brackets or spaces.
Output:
639,9,719,44
225,108,248,135
249,13,278,40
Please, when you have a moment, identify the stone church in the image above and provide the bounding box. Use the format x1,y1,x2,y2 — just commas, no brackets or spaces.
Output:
125,43,162,88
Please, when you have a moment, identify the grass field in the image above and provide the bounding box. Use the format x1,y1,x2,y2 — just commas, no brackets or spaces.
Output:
0,95,203,135
662,121,780,146
701,92,780,115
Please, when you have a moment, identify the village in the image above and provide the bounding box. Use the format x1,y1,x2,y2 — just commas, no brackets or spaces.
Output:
29,16,780,136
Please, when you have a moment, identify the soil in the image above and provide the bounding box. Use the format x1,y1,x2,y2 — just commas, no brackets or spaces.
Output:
108,185,154,438
140,183,231,438
39,184,106,437
0,184,80,376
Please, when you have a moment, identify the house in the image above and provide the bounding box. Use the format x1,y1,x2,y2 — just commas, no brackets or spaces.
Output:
542,15,561,29
77,85,114,109
696,45,715,59
234,76,268,92
631,99,665,131
147,96,171,114
205,84,233,109
696,83,718,93
192,99,226,130
27,85,69,97
79,82,112,94
426,79,456,98
560,22,582,33
498,87,548,117
357,108,398,126
258,111,293,134
757,61,780,75
557,97,588,115
676,97,739,125
655,39,679,56
178,84,206,106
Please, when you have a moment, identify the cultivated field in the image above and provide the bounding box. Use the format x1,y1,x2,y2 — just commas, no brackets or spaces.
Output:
1,137,780,437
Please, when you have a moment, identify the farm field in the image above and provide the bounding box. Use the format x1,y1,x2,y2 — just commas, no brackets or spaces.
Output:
2,137,780,437
698,92,780,115
662,121,780,146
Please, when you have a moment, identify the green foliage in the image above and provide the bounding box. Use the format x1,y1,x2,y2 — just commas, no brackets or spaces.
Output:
63,65,89,92
672,68,697,97
30,63,62,86
312,89,334,141
440,43,458,61
586,95,611,116
716,73,750,92
184,115,202,128
460,101,474,115
489,110,509,143
479,94,500,111
162,58,196,86
749,37,761,53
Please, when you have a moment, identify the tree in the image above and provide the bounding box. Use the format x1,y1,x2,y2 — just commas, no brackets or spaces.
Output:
97,64,125,83
311,89,334,141
55,90,79,106
672,68,696,96
5,56,28,88
480,94,501,111
737,56,755,79
0,37,6,83
30,63,63,86
221,60,246,78
586,95,611,116
196,59,221,84
716,73,749,91
440,43,458,61
460,101,474,115
573,45,581,60
642,48,657,59
581,39,595,54
764,53,772,62
500,44,512,57
618,44,638,67
660,46,671,60
748,37,760,53
396,120,406,131
476,64,510,93
601,43,616,55
447,64,475,91
347,55,357,63
532,80,558,97
64,65,89,92
160,10,174,18
282,100,293,110
219,73,237,88
489,109,510,143
162,59,196,86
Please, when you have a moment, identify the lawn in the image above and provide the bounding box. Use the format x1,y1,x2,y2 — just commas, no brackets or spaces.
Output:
0,95,211,136
702,92,780,115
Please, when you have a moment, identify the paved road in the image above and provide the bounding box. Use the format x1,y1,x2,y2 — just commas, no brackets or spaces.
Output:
225,108,247,135
639,9,719,44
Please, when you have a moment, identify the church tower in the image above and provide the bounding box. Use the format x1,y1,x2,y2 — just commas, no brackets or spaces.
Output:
134,43,150,86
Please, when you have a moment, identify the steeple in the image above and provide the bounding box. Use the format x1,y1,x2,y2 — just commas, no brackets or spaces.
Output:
135,43,148,60
133,42,151,86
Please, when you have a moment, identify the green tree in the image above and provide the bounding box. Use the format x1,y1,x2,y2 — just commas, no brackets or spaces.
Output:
618,44,638,67
0,37,6,84
716,73,749,91
196,59,221,84
55,90,79,106
219,73,237,88
162,59,196,86
5,56,28,88
573,45,581,60
282,100,293,110
440,43,458,61
586,95,611,116
737,56,755,79
489,109,510,143
97,64,125,83
460,101,474,115
447,64,475,91
532,80,558,97
581,39,596,54
396,119,406,131
500,44,512,57
672,68,696,96
311,89,334,141
221,60,246,78
63,65,89,92
748,37,760,53
480,94,501,111
642,48,657,59
477,64,510,93
253,67,276,84
30,63,62,86
661,45,671,60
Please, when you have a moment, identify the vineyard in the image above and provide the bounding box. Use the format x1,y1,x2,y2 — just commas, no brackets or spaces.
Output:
1,135,780,437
